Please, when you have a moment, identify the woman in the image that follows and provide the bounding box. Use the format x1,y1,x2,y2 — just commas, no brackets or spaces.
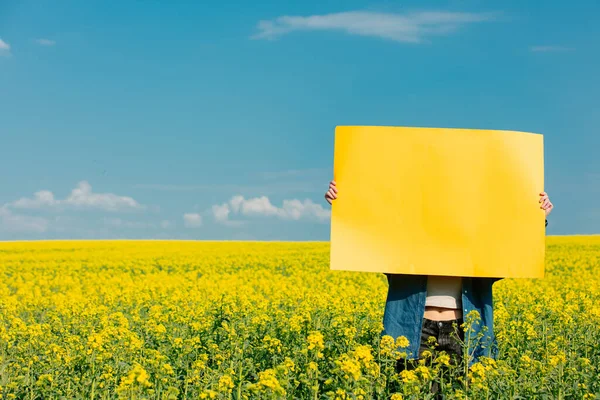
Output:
324,180,553,367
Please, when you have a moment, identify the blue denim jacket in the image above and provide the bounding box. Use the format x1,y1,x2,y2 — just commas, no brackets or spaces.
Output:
380,219,548,366
381,274,500,366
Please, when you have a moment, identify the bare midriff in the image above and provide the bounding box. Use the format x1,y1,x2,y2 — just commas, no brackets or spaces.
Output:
424,306,463,321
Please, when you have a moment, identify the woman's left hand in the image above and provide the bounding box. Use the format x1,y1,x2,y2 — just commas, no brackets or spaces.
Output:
539,192,554,217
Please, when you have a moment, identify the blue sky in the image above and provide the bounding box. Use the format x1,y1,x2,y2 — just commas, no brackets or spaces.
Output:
1,0,598,240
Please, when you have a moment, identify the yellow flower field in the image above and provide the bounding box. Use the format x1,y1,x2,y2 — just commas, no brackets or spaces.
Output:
0,238,599,399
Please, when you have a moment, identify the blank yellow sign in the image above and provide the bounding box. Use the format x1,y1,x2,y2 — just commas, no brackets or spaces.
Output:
330,126,545,278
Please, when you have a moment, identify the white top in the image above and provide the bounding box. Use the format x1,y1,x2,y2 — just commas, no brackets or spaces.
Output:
425,276,462,309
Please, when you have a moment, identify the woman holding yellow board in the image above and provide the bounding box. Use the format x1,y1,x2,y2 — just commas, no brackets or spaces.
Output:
324,179,553,370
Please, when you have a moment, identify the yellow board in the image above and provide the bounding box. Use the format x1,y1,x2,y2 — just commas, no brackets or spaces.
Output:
330,126,545,278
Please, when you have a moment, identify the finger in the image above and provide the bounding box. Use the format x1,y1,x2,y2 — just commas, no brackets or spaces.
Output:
539,195,548,203
329,184,338,194
542,199,551,208
328,189,337,199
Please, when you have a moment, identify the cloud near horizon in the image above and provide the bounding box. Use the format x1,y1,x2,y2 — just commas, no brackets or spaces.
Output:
183,213,203,228
0,206,49,233
212,195,330,225
252,10,496,43
1,182,146,234
11,181,143,212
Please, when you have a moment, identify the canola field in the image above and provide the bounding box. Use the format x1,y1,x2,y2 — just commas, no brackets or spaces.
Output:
0,238,599,399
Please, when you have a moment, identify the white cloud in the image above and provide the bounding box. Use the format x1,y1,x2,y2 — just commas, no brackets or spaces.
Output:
0,38,11,56
160,220,172,229
237,196,281,217
35,38,56,46
228,196,244,214
530,45,574,53
212,195,331,225
280,198,331,221
252,10,496,43
66,181,141,211
212,202,246,227
13,190,56,208
11,181,142,212
183,213,203,228
212,203,231,223
0,206,48,233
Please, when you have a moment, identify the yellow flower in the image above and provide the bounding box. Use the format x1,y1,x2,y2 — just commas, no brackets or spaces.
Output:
435,353,450,366
252,369,285,396
579,357,591,366
340,357,361,380
2,237,600,398
353,344,374,365
118,363,152,391
395,336,410,348
35,374,53,385
280,357,295,374
468,362,490,385
549,352,566,367
199,390,218,399
155,323,167,334
415,365,432,380
307,331,324,351
218,374,234,392
380,335,403,359
162,363,174,375
399,369,418,383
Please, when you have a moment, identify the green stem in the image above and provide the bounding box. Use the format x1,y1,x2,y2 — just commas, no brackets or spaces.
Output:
237,362,243,400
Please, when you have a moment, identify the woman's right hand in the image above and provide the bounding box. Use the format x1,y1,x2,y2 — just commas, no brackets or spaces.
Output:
325,180,338,205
